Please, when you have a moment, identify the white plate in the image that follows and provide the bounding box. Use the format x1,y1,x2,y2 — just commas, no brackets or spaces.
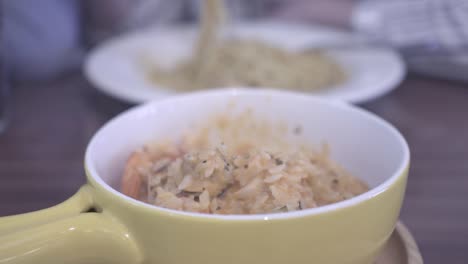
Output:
84,22,406,104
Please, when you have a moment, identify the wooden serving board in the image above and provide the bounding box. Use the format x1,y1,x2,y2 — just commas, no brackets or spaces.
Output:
376,222,423,264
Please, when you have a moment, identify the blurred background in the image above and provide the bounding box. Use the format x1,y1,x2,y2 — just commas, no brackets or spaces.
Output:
1,0,468,263
3,0,468,82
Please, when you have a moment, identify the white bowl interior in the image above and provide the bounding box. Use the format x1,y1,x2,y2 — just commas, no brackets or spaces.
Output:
86,90,408,202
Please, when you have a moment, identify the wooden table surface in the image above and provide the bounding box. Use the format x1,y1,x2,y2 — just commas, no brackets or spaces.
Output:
1,72,467,263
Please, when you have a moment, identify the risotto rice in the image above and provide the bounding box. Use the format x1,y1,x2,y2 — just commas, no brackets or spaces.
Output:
120,111,368,215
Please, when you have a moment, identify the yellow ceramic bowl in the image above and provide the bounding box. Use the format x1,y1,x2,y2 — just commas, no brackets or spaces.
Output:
0,89,409,264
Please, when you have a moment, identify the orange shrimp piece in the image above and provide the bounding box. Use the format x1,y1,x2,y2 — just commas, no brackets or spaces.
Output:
121,151,150,199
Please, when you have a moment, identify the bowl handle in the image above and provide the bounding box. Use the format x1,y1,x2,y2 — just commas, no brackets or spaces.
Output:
0,185,143,264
